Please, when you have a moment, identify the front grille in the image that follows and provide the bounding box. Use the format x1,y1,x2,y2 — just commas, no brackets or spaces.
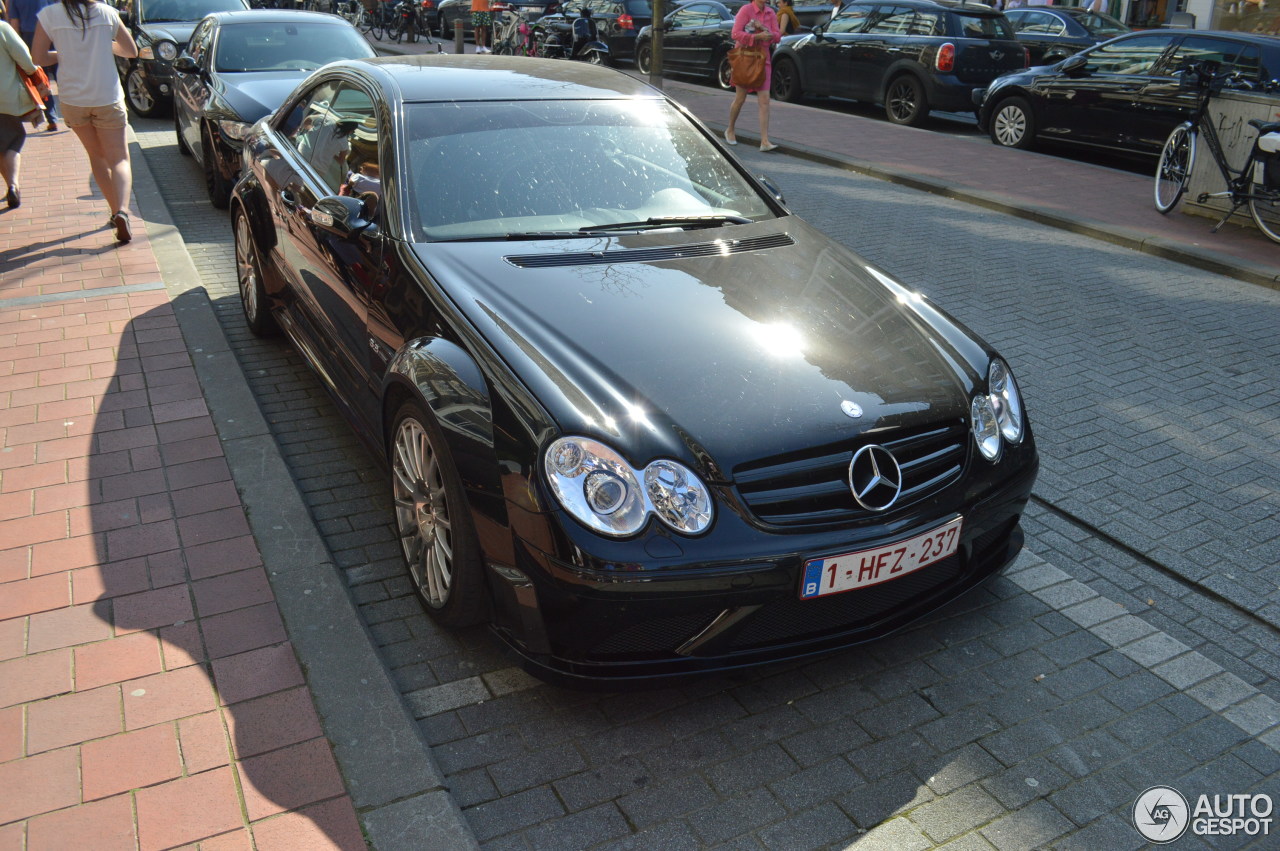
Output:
589,611,715,659
730,554,962,650
733,422,968,528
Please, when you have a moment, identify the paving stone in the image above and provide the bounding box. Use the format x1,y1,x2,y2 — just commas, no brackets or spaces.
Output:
837,770,934,830
686,786,787,845
465,787,565,843
980,799,1074,851
757,803,859,851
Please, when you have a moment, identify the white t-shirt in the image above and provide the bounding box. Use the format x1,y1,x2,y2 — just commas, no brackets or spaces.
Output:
36,2,124,107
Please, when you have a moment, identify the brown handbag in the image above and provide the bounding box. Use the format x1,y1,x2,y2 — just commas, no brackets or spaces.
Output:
727,46,766,90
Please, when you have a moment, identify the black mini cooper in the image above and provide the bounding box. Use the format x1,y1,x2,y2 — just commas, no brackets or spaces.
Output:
772,0,1027,126
231,55,1038,683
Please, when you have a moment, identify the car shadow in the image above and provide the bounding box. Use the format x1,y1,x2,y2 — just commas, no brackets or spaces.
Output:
84,294,363,848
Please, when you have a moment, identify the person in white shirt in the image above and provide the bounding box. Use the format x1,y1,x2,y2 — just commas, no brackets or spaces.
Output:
32,0,138,242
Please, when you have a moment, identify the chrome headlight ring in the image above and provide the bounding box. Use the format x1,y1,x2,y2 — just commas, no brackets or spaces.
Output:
971,358,1026,462
544,436,714,538
156,40,178,62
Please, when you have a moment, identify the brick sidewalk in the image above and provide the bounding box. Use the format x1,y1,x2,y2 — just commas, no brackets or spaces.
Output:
1,129,363,849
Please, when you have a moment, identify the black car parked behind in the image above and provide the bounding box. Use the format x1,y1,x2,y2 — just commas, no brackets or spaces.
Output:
1004,6,1128,67
771,0,1028,126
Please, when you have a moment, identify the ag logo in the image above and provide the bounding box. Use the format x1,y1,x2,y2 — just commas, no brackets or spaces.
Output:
1134,786,1190,843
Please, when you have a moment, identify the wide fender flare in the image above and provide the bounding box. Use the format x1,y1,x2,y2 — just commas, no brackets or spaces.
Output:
382,337,507,515
880,63,933,103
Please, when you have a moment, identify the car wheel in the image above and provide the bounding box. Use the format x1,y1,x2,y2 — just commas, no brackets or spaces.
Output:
174,110,191,157
884,74,927,126
233,206,279,337
636,43,652,75
125,67,164,118
715,54,732,90
201,124,232,209
989,96,1035,150
771,56,802,102
389,399,486,627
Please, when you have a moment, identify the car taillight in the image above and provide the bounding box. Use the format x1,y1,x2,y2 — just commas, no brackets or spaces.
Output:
420,0,434,7
618,13,634,28
936,42,954,73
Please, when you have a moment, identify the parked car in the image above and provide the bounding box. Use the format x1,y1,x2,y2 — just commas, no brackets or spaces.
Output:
434,0,557,38
978,29,1280,154
115,0,250,117
229,54,1038,683
534,0,651,63
635,0,747,88
172,10,375,208
1004,6,1128,67
771,0,1028,126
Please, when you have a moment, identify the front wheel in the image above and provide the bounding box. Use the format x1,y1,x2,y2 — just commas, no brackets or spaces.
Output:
233,207,279,337
885,74,927,126
389,400,486,627
125,67,165,118
585,48,605,66
1154,123,1195,214
989,96,1035,150
771,57,802,103
201,124,231,209
1248,179,1280,243
715,54,732,90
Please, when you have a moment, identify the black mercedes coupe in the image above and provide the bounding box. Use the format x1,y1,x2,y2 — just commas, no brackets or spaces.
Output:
230,55,1039,684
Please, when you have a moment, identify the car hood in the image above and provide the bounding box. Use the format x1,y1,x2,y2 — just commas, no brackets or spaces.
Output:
138,22,199,44
411,218,991,478
214,72,310,124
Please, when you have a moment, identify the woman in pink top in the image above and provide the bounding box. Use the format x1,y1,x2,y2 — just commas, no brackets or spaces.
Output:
725,0,779,152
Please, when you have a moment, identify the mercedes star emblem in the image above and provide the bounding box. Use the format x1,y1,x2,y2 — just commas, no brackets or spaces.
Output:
848,445,903,511
840,400,863,418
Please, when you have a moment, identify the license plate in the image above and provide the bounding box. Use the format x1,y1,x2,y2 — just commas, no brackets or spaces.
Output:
800,517,963,600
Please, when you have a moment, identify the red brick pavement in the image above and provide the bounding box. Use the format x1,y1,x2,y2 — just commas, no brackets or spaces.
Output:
1,129,364,849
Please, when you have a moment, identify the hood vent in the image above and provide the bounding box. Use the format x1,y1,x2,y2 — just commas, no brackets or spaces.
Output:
505,233,795,268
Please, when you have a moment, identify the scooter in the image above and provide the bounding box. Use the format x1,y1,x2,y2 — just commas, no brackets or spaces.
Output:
535,5,609,64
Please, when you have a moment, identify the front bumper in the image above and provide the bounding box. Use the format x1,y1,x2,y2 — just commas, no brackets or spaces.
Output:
136,59,175,100
488,446,1038,684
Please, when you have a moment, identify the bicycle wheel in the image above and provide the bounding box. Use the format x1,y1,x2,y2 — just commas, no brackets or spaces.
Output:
358,8,374,33
1248,180,1280,244
1155,123,1195,214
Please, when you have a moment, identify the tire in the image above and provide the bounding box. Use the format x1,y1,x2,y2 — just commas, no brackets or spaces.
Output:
125,67,164,118
389,400,486,627
636,43,651,75
771,56,802,102
175,111,191,157
884,74,927,126
386,13,403,41
1154,123,1194,214
715,54,732,90
1248,179,1280,244
233,206,279,337
358,8,374,34
989,96,1035,150
201,124,232,210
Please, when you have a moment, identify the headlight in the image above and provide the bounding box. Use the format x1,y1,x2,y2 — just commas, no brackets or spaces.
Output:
544,437,713,538
988,359,1024,445
217,120,252,141
971,395,1001,462
157,40,178,61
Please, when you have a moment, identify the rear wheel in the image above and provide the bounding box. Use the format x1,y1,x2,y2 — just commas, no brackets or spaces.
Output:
636,43,652,75
989,96,1035,150
771,57,802,102
885,74,927,126
1154,123,1194,214
1248,181,1280,243
389,400,486,627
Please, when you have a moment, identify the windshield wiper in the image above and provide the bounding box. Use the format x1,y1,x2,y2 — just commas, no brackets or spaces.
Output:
576,215,752,233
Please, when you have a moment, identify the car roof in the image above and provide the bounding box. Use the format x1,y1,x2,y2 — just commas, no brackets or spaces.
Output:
848,0,1003,11
333,55,666,103
203,9,355,25
1110,27,1280,48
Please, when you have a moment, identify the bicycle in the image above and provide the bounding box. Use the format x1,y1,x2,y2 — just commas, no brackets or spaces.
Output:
1153,60,1280,244
492,7,535,55
357,0,399,40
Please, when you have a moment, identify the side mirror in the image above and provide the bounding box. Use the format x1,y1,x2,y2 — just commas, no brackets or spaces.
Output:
310,194,379,240
173,55,199,75
1059,53,1087,75
757,173,785,206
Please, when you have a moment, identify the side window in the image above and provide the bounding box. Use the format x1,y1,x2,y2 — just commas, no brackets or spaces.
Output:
278,80,341,161
1161,36,1243,78
1017,12,1063,36
1230,45,1262,82
827,7,871,33
307,84,380,198
1083,34,1174,76
913,11,941,36
671,6,710,27
187,19,213,64
865,7,916,35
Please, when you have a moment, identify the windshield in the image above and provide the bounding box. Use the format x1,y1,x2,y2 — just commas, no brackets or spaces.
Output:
215,22,374,72
403,99,776,241
138,0,245,24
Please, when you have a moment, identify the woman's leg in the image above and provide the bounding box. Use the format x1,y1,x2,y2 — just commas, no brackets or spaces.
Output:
757,89,772,148
70,120,131,216
1,150,18,191
727,86,749,141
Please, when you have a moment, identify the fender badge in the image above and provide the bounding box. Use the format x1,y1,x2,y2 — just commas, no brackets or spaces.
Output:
840,400,863,419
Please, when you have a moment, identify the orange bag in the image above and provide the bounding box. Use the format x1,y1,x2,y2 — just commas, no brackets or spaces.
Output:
727,47,766,90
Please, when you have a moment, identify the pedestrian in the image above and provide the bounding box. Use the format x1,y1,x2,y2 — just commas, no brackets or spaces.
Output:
725,0,780,152
0,11,40,207
6,0,58,130
31,0,137,242
470,0,490,52
777,0,800,36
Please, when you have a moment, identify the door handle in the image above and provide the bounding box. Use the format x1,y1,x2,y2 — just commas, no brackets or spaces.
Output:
280,190,298,211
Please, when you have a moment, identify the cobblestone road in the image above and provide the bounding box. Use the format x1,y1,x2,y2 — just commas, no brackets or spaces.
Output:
132,117,1280,850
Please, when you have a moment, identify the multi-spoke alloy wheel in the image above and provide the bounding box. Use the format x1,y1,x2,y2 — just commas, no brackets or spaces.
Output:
233,209,278,337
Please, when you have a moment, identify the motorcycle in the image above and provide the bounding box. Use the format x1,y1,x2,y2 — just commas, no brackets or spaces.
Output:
534,5,608,64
